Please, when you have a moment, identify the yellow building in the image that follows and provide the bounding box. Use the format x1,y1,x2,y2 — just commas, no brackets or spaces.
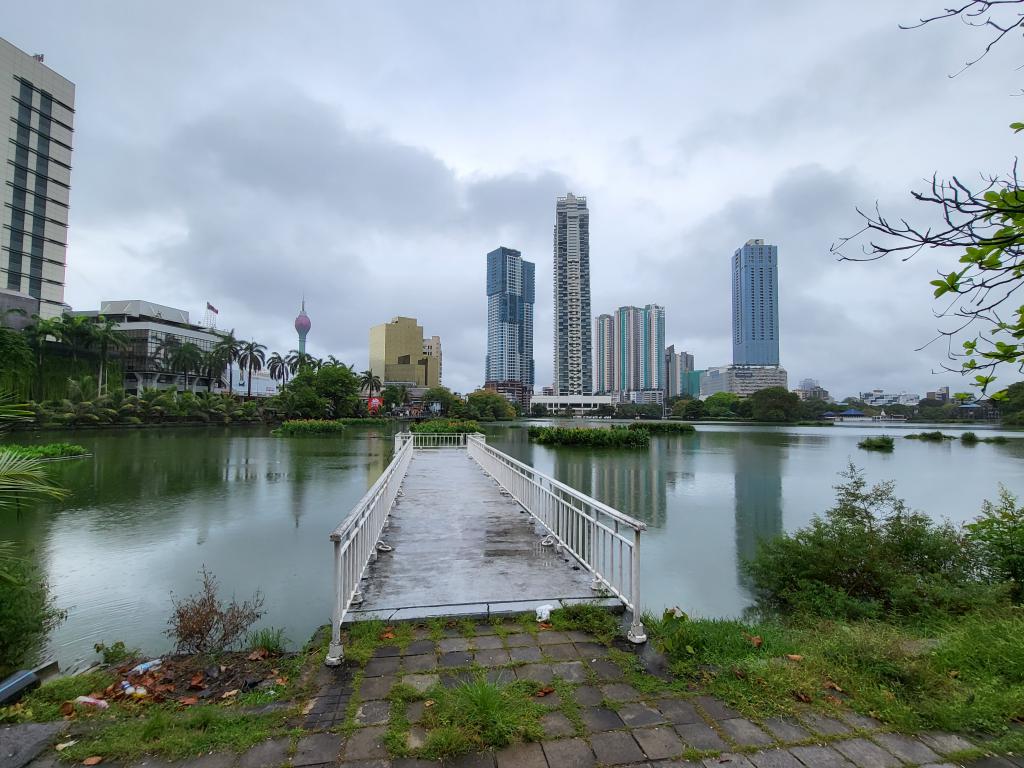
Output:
369,317,440,388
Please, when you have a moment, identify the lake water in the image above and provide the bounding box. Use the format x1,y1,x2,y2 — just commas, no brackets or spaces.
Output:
3,421,1022,671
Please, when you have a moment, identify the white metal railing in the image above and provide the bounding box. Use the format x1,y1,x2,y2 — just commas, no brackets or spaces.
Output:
406,432,469,448
466,433,648,643
325,432,414,665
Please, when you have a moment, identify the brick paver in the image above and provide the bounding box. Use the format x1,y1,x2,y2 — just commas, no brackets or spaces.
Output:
871,733,942,764
833,737,904,768
719,717,774,747
632,725,684,760
748,748,805,768
789,744,855,767
495,742,546,768
541,738,596,768
590,730,645,765
761,717,811,742
675,721,729,751
618,701,666,728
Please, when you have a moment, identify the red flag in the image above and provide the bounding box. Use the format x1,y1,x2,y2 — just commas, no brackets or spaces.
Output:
206,302,219,314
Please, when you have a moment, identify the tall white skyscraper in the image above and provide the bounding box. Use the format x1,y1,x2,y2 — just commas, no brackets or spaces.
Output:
1,38,75,319
732,239,779,366
613,304,665,394
553,193,592,396
593,313,614,394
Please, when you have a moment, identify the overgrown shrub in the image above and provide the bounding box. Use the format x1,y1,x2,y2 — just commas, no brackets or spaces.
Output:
2,442,88,459
858,436,894,451
273,419,347,436
527,425,650,448
746,463,996,620
94,640,140,665
905,431,954,441
628,421,695,434
0,557,66,678
166,568,264,655
410,420,481,434
968,487,1024,601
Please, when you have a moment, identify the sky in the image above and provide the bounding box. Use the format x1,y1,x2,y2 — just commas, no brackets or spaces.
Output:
5,1,1023,400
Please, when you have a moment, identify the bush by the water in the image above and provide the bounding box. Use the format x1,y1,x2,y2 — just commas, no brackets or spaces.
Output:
905,431,954,441
961,431,1009,444
857,436,894,451
527,425,650,448
628,421,695,434
1,442,88,459
968,487,1024,601
166,568,264,655
273,419,350,435
746,463,1001,621
0,557,66,678
410,420,481,434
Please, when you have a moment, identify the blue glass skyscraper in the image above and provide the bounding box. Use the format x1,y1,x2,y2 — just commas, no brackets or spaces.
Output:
732,239,779,366
485,247,535,403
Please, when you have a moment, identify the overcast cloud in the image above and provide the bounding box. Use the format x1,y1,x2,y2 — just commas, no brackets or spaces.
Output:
5,1,1022,398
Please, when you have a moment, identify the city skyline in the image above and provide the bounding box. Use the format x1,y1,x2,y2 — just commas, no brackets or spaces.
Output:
2,4,1017,399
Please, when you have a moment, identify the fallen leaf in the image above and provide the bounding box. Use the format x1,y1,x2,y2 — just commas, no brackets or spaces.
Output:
247,650,268,661
154,683,175,693
793,691,812,703
825,681,844,692
538,622,553,630
785,654,803,662
733,667,747,680
83,757,103,766
275,677,288,685
380,627,396,641
59,701,75,717
424,700,435,708
747,634,763,649
825,695,844,706
55,741,77,752
221,689,239,699
535,687,555,697
948,670,960,679
180,697,199,706
189,673,205,689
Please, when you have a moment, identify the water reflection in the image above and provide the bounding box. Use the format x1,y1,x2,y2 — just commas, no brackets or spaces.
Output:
732,433,784,591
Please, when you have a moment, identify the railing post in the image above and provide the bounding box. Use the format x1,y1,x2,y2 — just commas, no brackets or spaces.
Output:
627,527,646,644
325,538,344,665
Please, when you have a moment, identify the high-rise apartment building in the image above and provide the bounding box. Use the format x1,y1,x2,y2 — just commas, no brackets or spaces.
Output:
1,38,75,319
613,304,665,394
665,345,679,399
369,316,440,388
732,239,779,366
484,246,534,407
553,193,592,396
593,313,614,394
423,335,442,384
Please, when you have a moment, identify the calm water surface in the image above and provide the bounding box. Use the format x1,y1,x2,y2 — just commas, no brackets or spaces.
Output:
3,421,1022,670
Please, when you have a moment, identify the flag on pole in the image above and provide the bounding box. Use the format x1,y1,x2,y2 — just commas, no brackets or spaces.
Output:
206,302,219,314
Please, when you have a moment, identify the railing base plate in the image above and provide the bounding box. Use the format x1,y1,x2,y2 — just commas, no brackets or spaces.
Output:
325,643,344,666
627,624,647,644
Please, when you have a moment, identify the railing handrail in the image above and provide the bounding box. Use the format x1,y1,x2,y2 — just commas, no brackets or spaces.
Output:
465,433,646,532
330,437,412,542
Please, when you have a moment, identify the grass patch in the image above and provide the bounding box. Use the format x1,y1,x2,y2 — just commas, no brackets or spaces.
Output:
1,672,116,723
418,675,544,760
515,613,540,636
58,705,284,762
409,419,481,434
857,436,894,451
344,619,385,665
426,618,446,643
1,442,88,459
549,678,584,736
547,604,619,644
961,431,1009,444
527,425,650,448
247,627,288,654
643,608,1024,741
273,419,348,436
457,619,477,638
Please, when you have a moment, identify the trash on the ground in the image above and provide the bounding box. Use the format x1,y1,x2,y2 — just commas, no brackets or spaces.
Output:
73,696,109,709
535,604,554,621
0,669,40,705
55,741,77,751
118,681,147,698
128,659,162,676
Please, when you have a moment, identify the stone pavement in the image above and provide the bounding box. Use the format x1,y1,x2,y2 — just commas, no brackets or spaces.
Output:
19,622,1004,768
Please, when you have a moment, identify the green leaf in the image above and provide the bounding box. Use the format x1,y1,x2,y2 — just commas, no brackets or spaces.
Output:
1011,122,1024,133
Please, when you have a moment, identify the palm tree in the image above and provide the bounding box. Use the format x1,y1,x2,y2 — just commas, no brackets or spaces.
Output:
237,340,267,398
91,316,127,394
59,314,97,365
0,392,69,580
200,347,228,393
170,342,203,392
267,352,287,389
359,369,382,395
213,331,243,396
23,315,67,400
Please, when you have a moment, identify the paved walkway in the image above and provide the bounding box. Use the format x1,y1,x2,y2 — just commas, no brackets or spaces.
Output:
351,449,608,621
19,621,1005,767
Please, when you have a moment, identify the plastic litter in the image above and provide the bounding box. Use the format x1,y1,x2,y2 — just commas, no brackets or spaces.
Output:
73,696,109,709
540,535,555,547
129,659,162,675
119,680,147,697
535,604,554,622
375,541,393,552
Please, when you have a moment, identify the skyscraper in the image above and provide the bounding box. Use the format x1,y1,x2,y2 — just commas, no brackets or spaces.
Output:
665,345,679,399
612,304,665,394
553,193,592,396
732,239,779,366
593,313,614,394
1,38,75,319
485,246,534,407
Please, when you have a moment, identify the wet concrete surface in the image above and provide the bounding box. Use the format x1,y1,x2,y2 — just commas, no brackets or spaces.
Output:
350,449,608,621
